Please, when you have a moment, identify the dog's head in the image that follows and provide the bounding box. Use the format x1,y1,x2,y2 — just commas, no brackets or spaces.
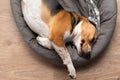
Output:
73,16,97,57
81,17,97,57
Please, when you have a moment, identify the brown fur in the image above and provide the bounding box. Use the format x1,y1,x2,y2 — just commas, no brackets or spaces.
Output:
49,10,72,47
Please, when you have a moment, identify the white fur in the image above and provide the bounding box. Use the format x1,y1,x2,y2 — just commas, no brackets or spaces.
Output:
37,35,76,78
63,22,83,54
72,21,83,53
22,0,49,37
51,42,76,78
64,31,71,42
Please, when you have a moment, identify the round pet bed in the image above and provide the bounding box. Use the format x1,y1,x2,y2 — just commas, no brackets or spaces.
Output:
10,0,117,67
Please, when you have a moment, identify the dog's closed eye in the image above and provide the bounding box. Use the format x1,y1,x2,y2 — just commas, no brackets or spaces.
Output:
90,38,96,44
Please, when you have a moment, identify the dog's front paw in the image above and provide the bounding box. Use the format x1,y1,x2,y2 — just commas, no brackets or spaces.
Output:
69,68,76,79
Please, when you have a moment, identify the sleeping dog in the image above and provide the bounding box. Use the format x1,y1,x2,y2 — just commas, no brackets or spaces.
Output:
37,0,97,78
22,0,97,79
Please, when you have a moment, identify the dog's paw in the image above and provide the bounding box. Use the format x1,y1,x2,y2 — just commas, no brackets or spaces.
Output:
69,68,76,79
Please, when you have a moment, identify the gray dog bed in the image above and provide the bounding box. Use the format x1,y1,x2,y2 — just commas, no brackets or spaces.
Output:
10,0,117,67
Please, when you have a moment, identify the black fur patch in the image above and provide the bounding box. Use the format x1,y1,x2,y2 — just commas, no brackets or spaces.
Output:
69,13,80,33
43,0,63,16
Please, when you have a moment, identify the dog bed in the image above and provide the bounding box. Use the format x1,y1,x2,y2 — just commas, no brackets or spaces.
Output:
10,0,117,67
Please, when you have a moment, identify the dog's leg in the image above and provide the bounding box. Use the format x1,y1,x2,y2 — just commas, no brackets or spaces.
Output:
36,36,53,49
51,42,76,79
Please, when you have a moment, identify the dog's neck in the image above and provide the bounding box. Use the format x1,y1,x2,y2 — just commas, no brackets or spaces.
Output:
71,21,83,52
71,21,82,40
63,20,82,45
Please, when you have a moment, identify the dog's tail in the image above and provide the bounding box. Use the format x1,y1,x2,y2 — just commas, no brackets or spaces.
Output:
21,0,49,37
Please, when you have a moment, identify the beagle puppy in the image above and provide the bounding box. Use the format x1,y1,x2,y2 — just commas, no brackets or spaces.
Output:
37,0,97,79
22,0,97,79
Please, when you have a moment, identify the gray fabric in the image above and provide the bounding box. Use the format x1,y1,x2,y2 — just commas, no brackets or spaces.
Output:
57,0,100,32
10,0,117,67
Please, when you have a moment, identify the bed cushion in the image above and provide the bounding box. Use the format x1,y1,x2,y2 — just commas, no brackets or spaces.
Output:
10,0,117,67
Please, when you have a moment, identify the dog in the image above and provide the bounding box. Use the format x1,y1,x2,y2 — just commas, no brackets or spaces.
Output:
37,0,97,78
22,0,97,79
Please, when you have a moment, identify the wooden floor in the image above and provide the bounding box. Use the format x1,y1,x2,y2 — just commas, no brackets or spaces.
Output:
0,0,120,80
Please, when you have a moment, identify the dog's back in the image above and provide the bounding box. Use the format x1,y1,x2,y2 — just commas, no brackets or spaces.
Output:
43,0,63,16
41,0,63,25
21,0,64,37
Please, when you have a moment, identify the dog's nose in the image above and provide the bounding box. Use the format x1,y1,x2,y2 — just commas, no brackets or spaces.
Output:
81,52,91,59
